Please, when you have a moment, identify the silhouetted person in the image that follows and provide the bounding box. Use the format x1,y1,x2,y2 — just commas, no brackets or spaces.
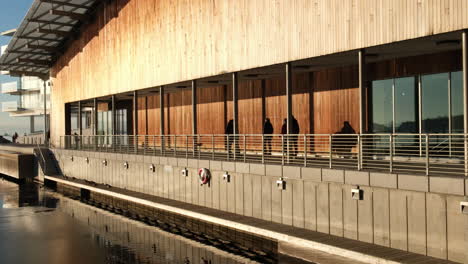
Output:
291,116,300,156
281,117,300,157
263,118,273,155
338,121,355,134
334,121,357,158
73,132,80,149
12,132,18,143
225,120,234,155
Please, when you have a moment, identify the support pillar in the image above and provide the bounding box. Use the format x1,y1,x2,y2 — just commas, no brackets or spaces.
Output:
358,49,367,134
192,80,198,155
111,95,116,135
133,91,138,152
30,116,35,134
43,80,48,144
463,31,468,177
64,103,71,148
232,73,239,134
93,98,98,135
232,73,239,159
78,101,82,135
160,86,165,153
286,63,293,134
261,79,266,126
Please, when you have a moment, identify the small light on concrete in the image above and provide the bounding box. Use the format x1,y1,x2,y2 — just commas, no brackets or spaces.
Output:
351,187,363,200
149,164,155,172
181,168,188,177
85,157,89,163
123,161,129,169
460,201,468,214
70,156,74,161
276,178,286,190
222,172,230,182
102,160,107,166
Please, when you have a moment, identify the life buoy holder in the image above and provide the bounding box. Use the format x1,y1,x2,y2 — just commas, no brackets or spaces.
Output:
198,168,211,185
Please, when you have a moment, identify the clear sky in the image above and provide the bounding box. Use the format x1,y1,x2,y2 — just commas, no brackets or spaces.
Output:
0,0,34,137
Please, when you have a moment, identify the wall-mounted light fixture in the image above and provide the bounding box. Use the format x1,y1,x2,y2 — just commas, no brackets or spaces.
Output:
276,178,286,190
222,172,230,182
123,161,129,169
149,164,155,172
102,160,107,166
460,201,468,214
181,168,188,177
351,187,364,200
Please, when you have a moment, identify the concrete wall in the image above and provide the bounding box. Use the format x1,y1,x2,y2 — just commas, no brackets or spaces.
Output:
53,149,467,263
0,152,36,180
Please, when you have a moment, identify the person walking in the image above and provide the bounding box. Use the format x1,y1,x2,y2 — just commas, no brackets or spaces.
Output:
225,120,234,155
263,118,273,155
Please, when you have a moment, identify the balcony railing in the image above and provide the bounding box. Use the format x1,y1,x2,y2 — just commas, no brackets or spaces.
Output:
59,134,467,177
1,101,23,112
1,81,18,94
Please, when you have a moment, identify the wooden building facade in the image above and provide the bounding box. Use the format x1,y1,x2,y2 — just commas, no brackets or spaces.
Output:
47,0,468,146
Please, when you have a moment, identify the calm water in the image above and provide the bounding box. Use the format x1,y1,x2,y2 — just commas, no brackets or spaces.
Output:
0,179,311,264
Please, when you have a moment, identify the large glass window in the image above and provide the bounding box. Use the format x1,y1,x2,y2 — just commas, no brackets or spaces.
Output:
371,79,393,133
421,73,449,133
451,71,463,133
394,77,417,133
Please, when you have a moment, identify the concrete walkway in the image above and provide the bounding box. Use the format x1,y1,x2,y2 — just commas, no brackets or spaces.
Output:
45,175,459,264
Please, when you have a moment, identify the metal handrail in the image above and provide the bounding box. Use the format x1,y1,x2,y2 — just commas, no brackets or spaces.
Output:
59,133,468,177
35,140,47,174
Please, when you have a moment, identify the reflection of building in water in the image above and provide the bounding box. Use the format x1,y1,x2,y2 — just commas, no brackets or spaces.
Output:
58,196,255,264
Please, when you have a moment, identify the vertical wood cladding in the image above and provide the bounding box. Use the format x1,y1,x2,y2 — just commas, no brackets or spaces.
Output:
134,50,461,137
50,0,468,144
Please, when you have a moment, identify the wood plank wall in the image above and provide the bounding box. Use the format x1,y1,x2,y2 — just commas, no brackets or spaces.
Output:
50,0,468,144
134,50,461,138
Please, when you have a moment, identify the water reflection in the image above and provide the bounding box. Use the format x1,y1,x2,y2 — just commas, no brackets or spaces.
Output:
0,179,310,264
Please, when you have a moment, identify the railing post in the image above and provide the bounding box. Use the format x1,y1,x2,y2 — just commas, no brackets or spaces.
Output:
243,135,247,163
304,134,307,167
174,135,177,157
329,134,332,169
185,135,188,159
358,134,362,170
198,134,201,159
262,135,265,164
227,135,230,161
212,135,215,160
389,134,393,173
426,134,430,176
281,135,285,165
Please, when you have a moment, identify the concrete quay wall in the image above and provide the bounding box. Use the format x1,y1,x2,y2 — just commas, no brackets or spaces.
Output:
53,149,468,263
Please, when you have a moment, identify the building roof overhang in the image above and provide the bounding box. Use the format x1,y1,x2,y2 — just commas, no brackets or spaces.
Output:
0,0,103,79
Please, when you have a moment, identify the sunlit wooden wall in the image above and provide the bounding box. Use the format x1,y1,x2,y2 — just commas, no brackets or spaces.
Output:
50,0,468,144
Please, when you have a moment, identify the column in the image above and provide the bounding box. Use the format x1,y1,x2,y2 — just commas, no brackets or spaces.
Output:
30,116,35,134
43,80,48,144
192,80,198,155
232,73,239,158
160,86,165,153
462,31,468,177
358,49,367,134
93,98,98,135
78,101,82,135
286,62,293,161
111,95,116,135
133,91,138,152
286,62,293,134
